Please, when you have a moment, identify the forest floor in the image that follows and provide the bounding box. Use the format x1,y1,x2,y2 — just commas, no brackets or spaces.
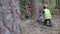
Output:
21,15,60,34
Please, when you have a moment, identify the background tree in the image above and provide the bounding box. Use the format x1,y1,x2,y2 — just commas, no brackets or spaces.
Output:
20,0,31,20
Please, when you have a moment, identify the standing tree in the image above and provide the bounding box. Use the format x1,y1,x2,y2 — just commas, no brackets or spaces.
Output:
56,0,60,14
42,0,44,4
49,0,51,4
31,0,39,20
0,0,22,34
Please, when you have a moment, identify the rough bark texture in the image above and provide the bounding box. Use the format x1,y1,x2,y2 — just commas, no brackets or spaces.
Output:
31,0,39,20
0,0,21,34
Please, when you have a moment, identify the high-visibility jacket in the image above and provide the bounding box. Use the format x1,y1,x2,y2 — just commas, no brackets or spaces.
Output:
44,9,51,19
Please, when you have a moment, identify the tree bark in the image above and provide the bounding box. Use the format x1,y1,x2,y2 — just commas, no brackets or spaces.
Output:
31,0,39,20
42,0,44,4
0,0,21,34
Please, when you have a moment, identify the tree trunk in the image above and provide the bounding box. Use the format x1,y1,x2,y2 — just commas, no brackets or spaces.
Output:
49,0,51,4
0,0,21,34
42,0,44,4
31,0,39,20
59,9,60,14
